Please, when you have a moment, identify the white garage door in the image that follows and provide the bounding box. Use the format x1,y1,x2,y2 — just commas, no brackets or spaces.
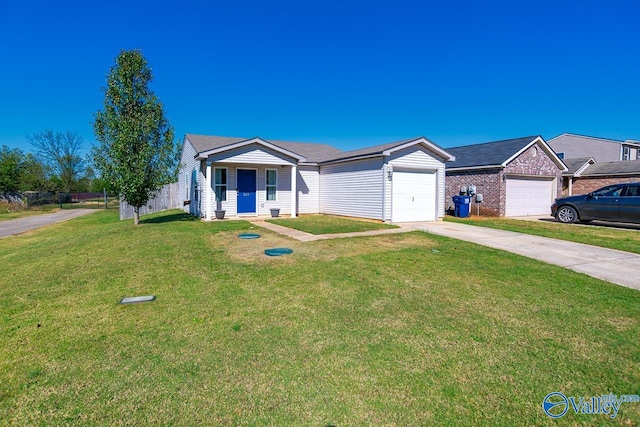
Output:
505,176,555,217
392,169,437,222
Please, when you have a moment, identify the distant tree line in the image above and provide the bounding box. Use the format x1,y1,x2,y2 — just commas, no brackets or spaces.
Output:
0,130,107,196
2,49,180,222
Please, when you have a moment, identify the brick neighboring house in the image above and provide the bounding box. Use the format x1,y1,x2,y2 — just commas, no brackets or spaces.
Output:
562,158,640,195
445,136,567,217
560,157,595,195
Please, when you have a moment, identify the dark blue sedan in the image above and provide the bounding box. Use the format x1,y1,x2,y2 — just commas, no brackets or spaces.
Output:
551,182,640,224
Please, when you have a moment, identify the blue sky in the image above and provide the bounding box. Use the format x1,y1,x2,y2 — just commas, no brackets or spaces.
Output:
1,0,639,155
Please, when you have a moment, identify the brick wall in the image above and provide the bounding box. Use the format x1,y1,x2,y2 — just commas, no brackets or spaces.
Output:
572,175,640,195
445,144,564,217
445,169,502,216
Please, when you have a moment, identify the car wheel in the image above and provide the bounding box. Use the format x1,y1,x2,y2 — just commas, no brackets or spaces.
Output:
556,206,578,223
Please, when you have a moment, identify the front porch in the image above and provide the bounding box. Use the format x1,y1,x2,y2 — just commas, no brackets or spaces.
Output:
202,163,298,221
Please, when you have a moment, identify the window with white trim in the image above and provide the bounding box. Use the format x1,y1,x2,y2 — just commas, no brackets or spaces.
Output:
214,168,227,201
266,169,277,201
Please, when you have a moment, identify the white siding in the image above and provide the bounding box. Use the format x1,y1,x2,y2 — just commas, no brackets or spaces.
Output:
206,164,293,217
178,139,203,216
208,144,296,166
386,146,447,220
320,158,384,220
257,166,292,216
297,166,320,214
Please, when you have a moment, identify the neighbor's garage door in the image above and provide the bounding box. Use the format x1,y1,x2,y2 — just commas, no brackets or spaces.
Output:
392,169,436,222
505,176,555,217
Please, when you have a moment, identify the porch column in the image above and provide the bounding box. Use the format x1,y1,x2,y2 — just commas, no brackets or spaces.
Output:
205,162,212,221
290,165,297,218
568,177,573,196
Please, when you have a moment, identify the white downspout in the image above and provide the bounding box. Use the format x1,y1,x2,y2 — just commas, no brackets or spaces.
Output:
382,163,387,222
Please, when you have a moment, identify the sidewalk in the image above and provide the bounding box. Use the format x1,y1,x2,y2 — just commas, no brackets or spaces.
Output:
251,219,640,291
251,220,416,242
0,209,96,239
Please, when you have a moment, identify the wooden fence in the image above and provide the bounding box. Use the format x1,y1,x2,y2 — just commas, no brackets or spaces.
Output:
119,182,180,220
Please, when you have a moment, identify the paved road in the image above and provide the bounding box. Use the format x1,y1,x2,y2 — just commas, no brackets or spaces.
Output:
0,209,96,238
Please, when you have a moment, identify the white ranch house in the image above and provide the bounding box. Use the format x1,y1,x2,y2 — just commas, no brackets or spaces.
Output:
178,134,455,223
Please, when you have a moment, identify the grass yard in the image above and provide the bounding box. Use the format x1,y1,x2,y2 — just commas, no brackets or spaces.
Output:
1,209,639,426
267,214,398,235
447,216,640,255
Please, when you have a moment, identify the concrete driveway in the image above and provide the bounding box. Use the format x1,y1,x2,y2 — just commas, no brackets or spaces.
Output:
0,209,96,239
415,221,640,291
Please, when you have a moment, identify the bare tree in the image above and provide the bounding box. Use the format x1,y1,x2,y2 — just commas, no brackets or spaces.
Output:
27,130,85,192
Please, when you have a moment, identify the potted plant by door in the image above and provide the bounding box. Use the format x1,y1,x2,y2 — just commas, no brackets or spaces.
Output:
215,200,225,220
270,208,280,218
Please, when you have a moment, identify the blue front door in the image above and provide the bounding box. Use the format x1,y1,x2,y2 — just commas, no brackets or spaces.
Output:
237,169,256,214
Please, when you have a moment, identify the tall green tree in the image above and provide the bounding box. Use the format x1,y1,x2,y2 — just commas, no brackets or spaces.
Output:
20,153,55,192
0,145,25,195
92,49,178,225
27,130,85,192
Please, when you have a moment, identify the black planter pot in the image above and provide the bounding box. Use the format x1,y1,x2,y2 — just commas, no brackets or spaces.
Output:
215,210,226,220
270,208,280,218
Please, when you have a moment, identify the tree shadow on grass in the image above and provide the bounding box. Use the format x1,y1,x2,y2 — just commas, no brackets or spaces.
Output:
140,212,199,224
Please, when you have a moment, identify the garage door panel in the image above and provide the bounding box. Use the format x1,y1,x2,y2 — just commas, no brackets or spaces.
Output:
506,177,554,217
392,170,436,222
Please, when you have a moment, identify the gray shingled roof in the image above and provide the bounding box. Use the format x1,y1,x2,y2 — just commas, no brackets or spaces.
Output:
270,139,343,163
318,136,452,163
445,136,539,169
562,157,595,175
186,135,246,153
185,134,451,164
581,159,640,176
317,137,415,163
185,134,343,163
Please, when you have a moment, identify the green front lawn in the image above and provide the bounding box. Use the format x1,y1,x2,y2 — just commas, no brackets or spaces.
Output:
1,210,639,425
267,214,398,234
447,216,640,254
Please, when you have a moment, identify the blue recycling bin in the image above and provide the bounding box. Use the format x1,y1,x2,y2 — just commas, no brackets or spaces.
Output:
452,195,471,217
